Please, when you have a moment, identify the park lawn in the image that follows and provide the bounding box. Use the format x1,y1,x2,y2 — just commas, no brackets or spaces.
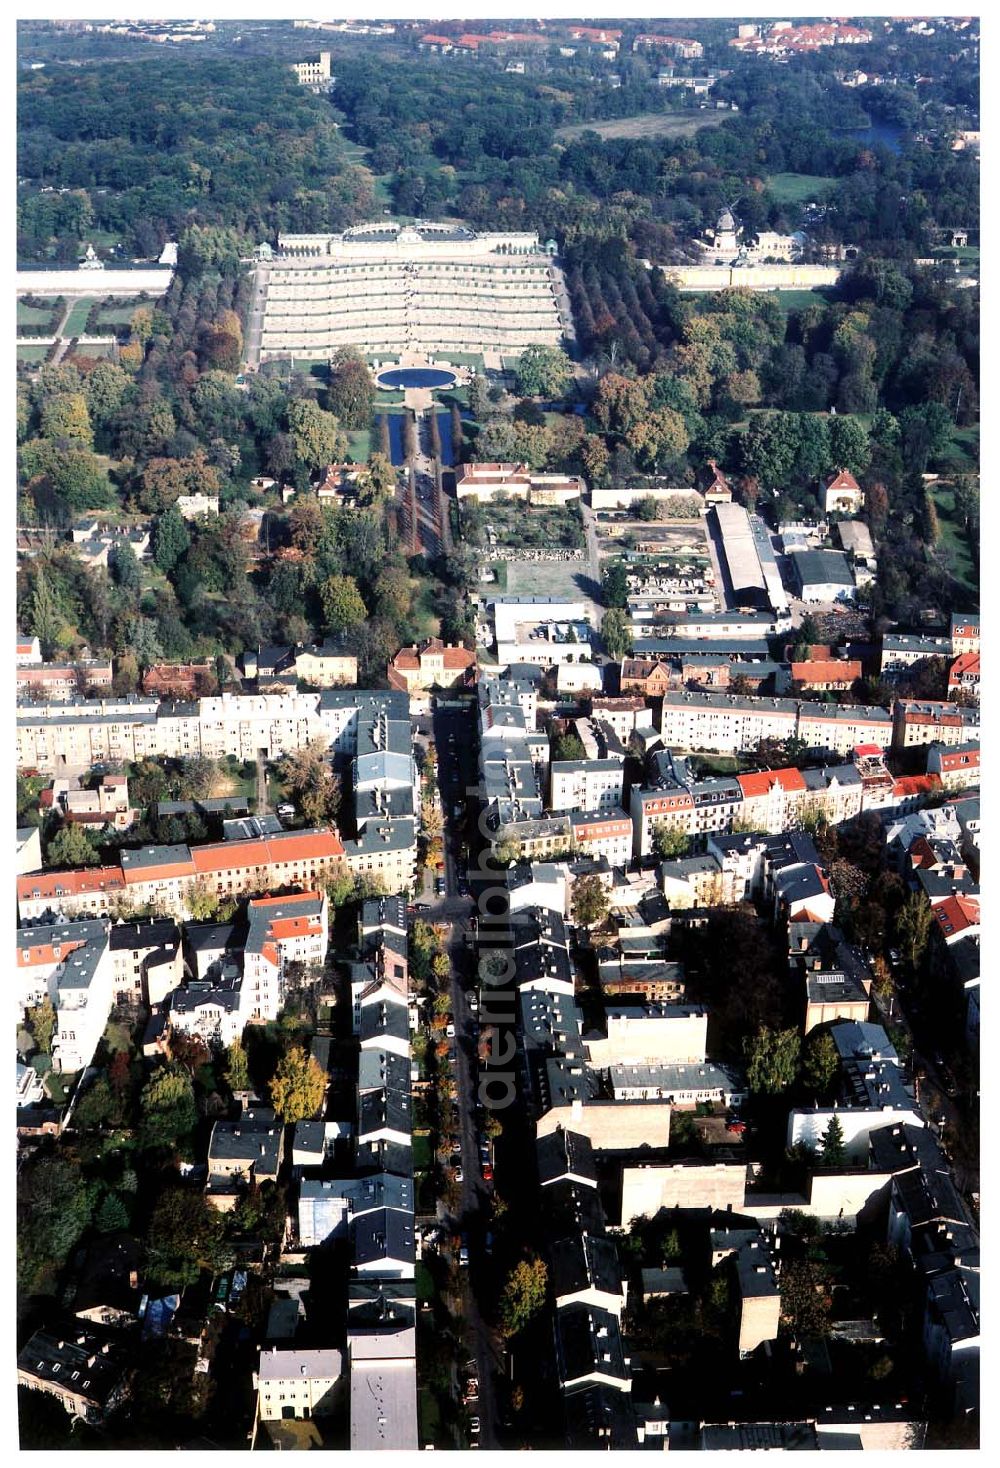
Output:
487,561,509,592
17,343,50,362
292,358,329,378
940,425,979,473
17,299,59,326
766,171,836,204
374,391,406,408
410,580,441,640
412,1131,433,1172
772,287,839,312
931,483,977,599
62,298,98,336
95,300,144,327
441,352,484,370
554,110,729,143
67,341,112,360
693,753,739,776
347,429,372,463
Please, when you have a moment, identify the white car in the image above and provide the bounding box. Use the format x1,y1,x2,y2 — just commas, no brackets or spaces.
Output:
446,1023,456,1038
469,1418,481,1436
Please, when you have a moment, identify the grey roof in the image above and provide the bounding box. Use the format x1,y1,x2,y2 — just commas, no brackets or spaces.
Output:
791,548,855,588
293,1119,327,1156
223,814,285,841
773,863,828,905
119,843,192,873
659,853,722,882
804,969,869,1008
520,989,585,1055
360,894,408,937
551,1232,624,1303
764,830,821,868
632,637,771,658
563,1383,639,1450
892,1166,969,1231
56,940,108,995
609,1060,745,1097
924,1267,979,1344
17,917,108,954
661,688,799,716
831,1020,896,1065
302,1173,414,1216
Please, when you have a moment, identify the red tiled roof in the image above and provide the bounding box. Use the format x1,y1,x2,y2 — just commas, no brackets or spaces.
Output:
17,866,126,902
192,831,345,875
738,768,808,798
948,652,980,681
18,935,91,967
933,894,979,938
824,468,862,493
891,775,940,798
791,659,862,684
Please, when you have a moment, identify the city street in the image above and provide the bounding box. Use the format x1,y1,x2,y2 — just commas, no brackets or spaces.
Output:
429,698,504,1448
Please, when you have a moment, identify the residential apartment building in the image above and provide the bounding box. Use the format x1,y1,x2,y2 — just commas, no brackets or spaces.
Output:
16,657,113,701
927,741,979,790
549,759,624,814
568,809,632,867
892,701,980,750
256,1347,343,1421
17,829,345,924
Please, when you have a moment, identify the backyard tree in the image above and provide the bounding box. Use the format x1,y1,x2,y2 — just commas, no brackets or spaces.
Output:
499,1257,548,1338
46,823,99,868
819,1113,847,1167
571,873,609,929
270,1045,326,1122
744,1025,801,1095
601,608,631,660
802,1030,839,1098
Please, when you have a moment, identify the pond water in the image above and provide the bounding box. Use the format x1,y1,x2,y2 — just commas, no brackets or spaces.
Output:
842,119,905,155
377,367,458,390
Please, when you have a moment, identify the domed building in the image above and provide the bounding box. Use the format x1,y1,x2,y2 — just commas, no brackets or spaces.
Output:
713,206,740,253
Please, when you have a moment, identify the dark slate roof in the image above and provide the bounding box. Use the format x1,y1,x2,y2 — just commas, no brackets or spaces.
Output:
359,1000,410,1047
350,1207,416,1267
358,1086,411,1139
108,919,180,952
357,1048,411,1097
555,1303,629,1386
735,1234,780,1299
763,830,821,869
563,1383,638,1449
551,1232,624,1304
892,1167,969,1230
185,920,241,953
869,1122,947,1176
536,1126,598,1188
18,1326,130,1407
72,1231,144,1318
540,1177,607,1238
354,1139,414,1178
209,1112,281,1167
